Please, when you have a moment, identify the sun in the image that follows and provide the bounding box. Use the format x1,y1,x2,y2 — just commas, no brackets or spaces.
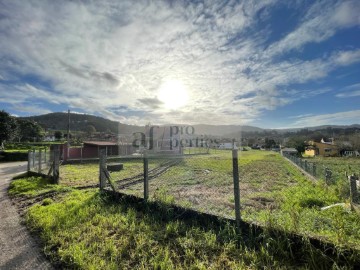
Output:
158,79,189,109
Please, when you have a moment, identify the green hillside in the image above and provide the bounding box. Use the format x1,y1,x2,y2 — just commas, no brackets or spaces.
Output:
21,113,143,134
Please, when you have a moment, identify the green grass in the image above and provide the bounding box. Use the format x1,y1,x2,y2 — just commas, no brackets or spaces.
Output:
21,188,358,269
61,150,360,249
9,176,71,198
302,156,360,199
60,159,163,187
8,150,360,268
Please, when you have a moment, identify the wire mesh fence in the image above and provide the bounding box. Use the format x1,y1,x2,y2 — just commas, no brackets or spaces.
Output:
285,153,336,185
103,149,237,219
28,148,51,174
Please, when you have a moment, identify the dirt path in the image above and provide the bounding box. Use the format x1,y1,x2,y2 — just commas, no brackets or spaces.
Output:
0,162,53,270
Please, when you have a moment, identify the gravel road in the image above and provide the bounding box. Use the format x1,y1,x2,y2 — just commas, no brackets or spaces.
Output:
0,162,53,270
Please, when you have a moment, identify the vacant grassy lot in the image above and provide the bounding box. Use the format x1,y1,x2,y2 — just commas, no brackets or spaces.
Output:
58,150,360,248
8,150,360,268
9,178,360,269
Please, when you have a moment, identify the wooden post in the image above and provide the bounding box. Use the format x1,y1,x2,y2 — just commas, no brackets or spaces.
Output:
349,175,359,203
304,160,308,172
53,146,60,184
99,149,106,190
232,148,241,233
32,149,35,170
143,150,149,201
312,163,316,177
38,149,42,173
27,150,31,172
44,148,47,163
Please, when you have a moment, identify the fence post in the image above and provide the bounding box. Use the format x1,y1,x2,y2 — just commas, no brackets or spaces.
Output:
38,149,42,173
27,150,31,172
99,149,106,190
232,148,241,233
32,149,35,170
44,148,47,163
143,150,149,201
325,168,332,185
312,163,316,177
349,175,359,204
53,146,60,184
304,160,308,172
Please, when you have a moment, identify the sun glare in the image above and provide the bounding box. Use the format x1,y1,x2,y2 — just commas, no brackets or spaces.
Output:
158,79,189,109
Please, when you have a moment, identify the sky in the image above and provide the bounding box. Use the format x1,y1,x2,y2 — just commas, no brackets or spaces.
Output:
0,0,359,129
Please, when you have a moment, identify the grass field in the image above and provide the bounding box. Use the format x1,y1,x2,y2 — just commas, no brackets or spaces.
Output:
58,150,360,247
8,150,360,268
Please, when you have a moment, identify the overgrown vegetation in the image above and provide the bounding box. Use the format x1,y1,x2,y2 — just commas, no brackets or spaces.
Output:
8,177,359,269
8,150,360,268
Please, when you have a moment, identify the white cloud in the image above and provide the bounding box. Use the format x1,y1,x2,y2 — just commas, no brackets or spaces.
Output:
0,0,359,125
11,104,52,115
336,83,360,97
291,110,360,127
265,0,360,57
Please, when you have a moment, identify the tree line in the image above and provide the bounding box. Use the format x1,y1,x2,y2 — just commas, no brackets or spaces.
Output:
0,110,44,146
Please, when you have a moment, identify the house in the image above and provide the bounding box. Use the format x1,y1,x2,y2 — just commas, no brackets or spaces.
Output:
218,142,234,149
281,148,298,155
43,134,56,142
305,138,339,157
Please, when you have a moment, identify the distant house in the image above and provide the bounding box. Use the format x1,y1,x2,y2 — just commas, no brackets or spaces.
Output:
218,142,234,149
43,134,55,142
58,141,135,161
281,148,298,155
305,138,339,157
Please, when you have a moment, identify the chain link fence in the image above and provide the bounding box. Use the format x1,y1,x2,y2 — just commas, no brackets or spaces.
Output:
283,154,340,184
27,148,52,174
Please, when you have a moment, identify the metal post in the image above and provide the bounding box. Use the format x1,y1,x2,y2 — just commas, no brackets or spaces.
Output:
232,148,241,232
32,149,35,170
38,149,42,173
99,149,106,190
143,151,149,201
53,146,60,184
27,150,31,172
349,175,358,203
313,163,316,177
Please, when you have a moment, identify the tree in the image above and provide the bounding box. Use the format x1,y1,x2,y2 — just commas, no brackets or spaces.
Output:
54,131,63,140
286,136,306,154
264,138,276,149
85,125,96,136
0,110,18,145
17,119,44,142
348,134,360,151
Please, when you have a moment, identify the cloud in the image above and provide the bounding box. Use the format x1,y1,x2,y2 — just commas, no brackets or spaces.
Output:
291,110,360,127
138,97,163,109
0,0,359,125
336,83,360,97
265,0,360,57
11,104,52,115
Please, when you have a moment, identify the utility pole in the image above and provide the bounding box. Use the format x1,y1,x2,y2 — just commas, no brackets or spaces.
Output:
67,109,71,141
67,109,70,158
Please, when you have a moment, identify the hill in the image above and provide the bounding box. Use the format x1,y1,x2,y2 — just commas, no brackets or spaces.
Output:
20,112,143,134
20,113,264,136
20,112,359,137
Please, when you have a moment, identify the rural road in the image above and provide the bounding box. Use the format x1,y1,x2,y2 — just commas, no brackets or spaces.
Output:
0,162,53,270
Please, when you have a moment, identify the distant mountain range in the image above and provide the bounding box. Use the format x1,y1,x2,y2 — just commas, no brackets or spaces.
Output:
21,112,360,137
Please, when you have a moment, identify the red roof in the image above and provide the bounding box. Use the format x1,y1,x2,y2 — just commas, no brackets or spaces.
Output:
83,141,118,146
